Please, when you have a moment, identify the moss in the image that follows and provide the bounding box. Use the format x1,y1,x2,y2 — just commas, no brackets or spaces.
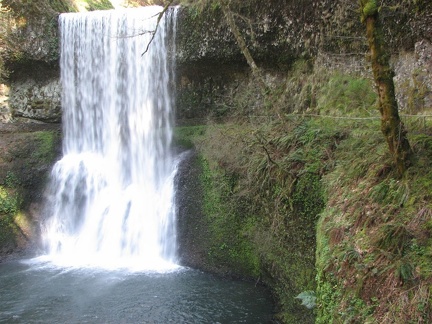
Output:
48,0,78,13
173,125,206,149
183,61,432,323
292,173,324,218
317,72,378,117
0,128,61,255
0,186,23,250
199,156,261,277
31,131,58,164
0,186,21,216
362,0,378,20
2,0,76,17
189,114,349,322
84,0,114,11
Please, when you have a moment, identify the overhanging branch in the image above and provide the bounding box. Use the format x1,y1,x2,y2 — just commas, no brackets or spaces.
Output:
141,0,174,56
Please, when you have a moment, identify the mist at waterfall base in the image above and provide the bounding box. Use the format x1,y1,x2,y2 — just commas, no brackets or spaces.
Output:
0,6,274,323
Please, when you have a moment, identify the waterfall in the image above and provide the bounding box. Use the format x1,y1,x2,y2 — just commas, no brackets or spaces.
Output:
42,6,179,271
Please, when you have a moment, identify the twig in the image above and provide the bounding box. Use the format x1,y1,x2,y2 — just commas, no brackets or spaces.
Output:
262,145,278,166
141,0,174,56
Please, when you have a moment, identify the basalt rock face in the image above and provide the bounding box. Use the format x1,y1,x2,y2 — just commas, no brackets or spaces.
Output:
174,0,432,123
175,1,319,67
5,17,60,64
175,0,431,66
1,8,61,123
0,1,430,123
174,1,324,122
393,40,432,113
8,63,61,123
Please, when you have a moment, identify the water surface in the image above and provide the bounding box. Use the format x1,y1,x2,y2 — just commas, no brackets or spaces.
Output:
0,260,274,323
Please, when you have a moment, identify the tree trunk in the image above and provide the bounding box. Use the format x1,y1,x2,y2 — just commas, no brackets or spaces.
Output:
220,0,266,89
361,0,412,177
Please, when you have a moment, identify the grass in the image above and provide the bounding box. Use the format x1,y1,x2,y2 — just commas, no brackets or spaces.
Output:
180,59,432,323
186,114,349,322
316,115,432,322
173,125,206,149
32,131,58,163
317,72,378,117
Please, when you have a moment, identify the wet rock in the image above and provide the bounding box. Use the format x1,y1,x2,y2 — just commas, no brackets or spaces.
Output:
393,40,432,113
10,77,61,123
0,84,11,123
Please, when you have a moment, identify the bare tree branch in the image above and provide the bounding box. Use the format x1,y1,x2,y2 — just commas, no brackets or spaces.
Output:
220,0,266,89
141,0,174,56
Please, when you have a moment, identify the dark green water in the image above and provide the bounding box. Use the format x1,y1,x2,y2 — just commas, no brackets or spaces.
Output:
0,260,274,323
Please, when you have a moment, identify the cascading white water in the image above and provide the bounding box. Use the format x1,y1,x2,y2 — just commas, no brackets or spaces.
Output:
42,6,179,270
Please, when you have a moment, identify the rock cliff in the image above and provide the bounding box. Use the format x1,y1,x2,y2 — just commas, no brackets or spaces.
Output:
174,0,431,121
1,1,430,123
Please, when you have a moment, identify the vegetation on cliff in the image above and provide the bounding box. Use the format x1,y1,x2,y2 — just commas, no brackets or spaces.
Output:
175,50,432,322
0,127,61,257
316,115,432,323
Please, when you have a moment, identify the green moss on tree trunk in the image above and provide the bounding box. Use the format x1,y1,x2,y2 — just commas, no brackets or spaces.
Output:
360,0,412,177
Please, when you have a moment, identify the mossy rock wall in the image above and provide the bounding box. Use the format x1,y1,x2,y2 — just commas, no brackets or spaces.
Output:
0,0,114,123
0,124,61,258
8,63,61,123
0,0,430,123
0,0,63,123
175,0,431,66
174,0,432,124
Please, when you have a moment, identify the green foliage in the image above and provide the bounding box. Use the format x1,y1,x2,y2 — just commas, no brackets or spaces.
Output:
48,0,77,12
181,0,221,12
0,187,27,249
0,128,60,255
0,174,23,221
315,277,341,324
0,187,20,215
376,224,412,256
395,261,415,283
199,156,260,277
316,114,432,322
369,178,409,206
292,172,324,218
0,213,15,247
4,171,20,188
84,0,114,11
32,131,57,164
190,67,386,322
360,0,378,22
363,0,378,15
193,114,345,321
173,56,432,322
317,72,378,116
173,125,206,149
2,0,76,17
